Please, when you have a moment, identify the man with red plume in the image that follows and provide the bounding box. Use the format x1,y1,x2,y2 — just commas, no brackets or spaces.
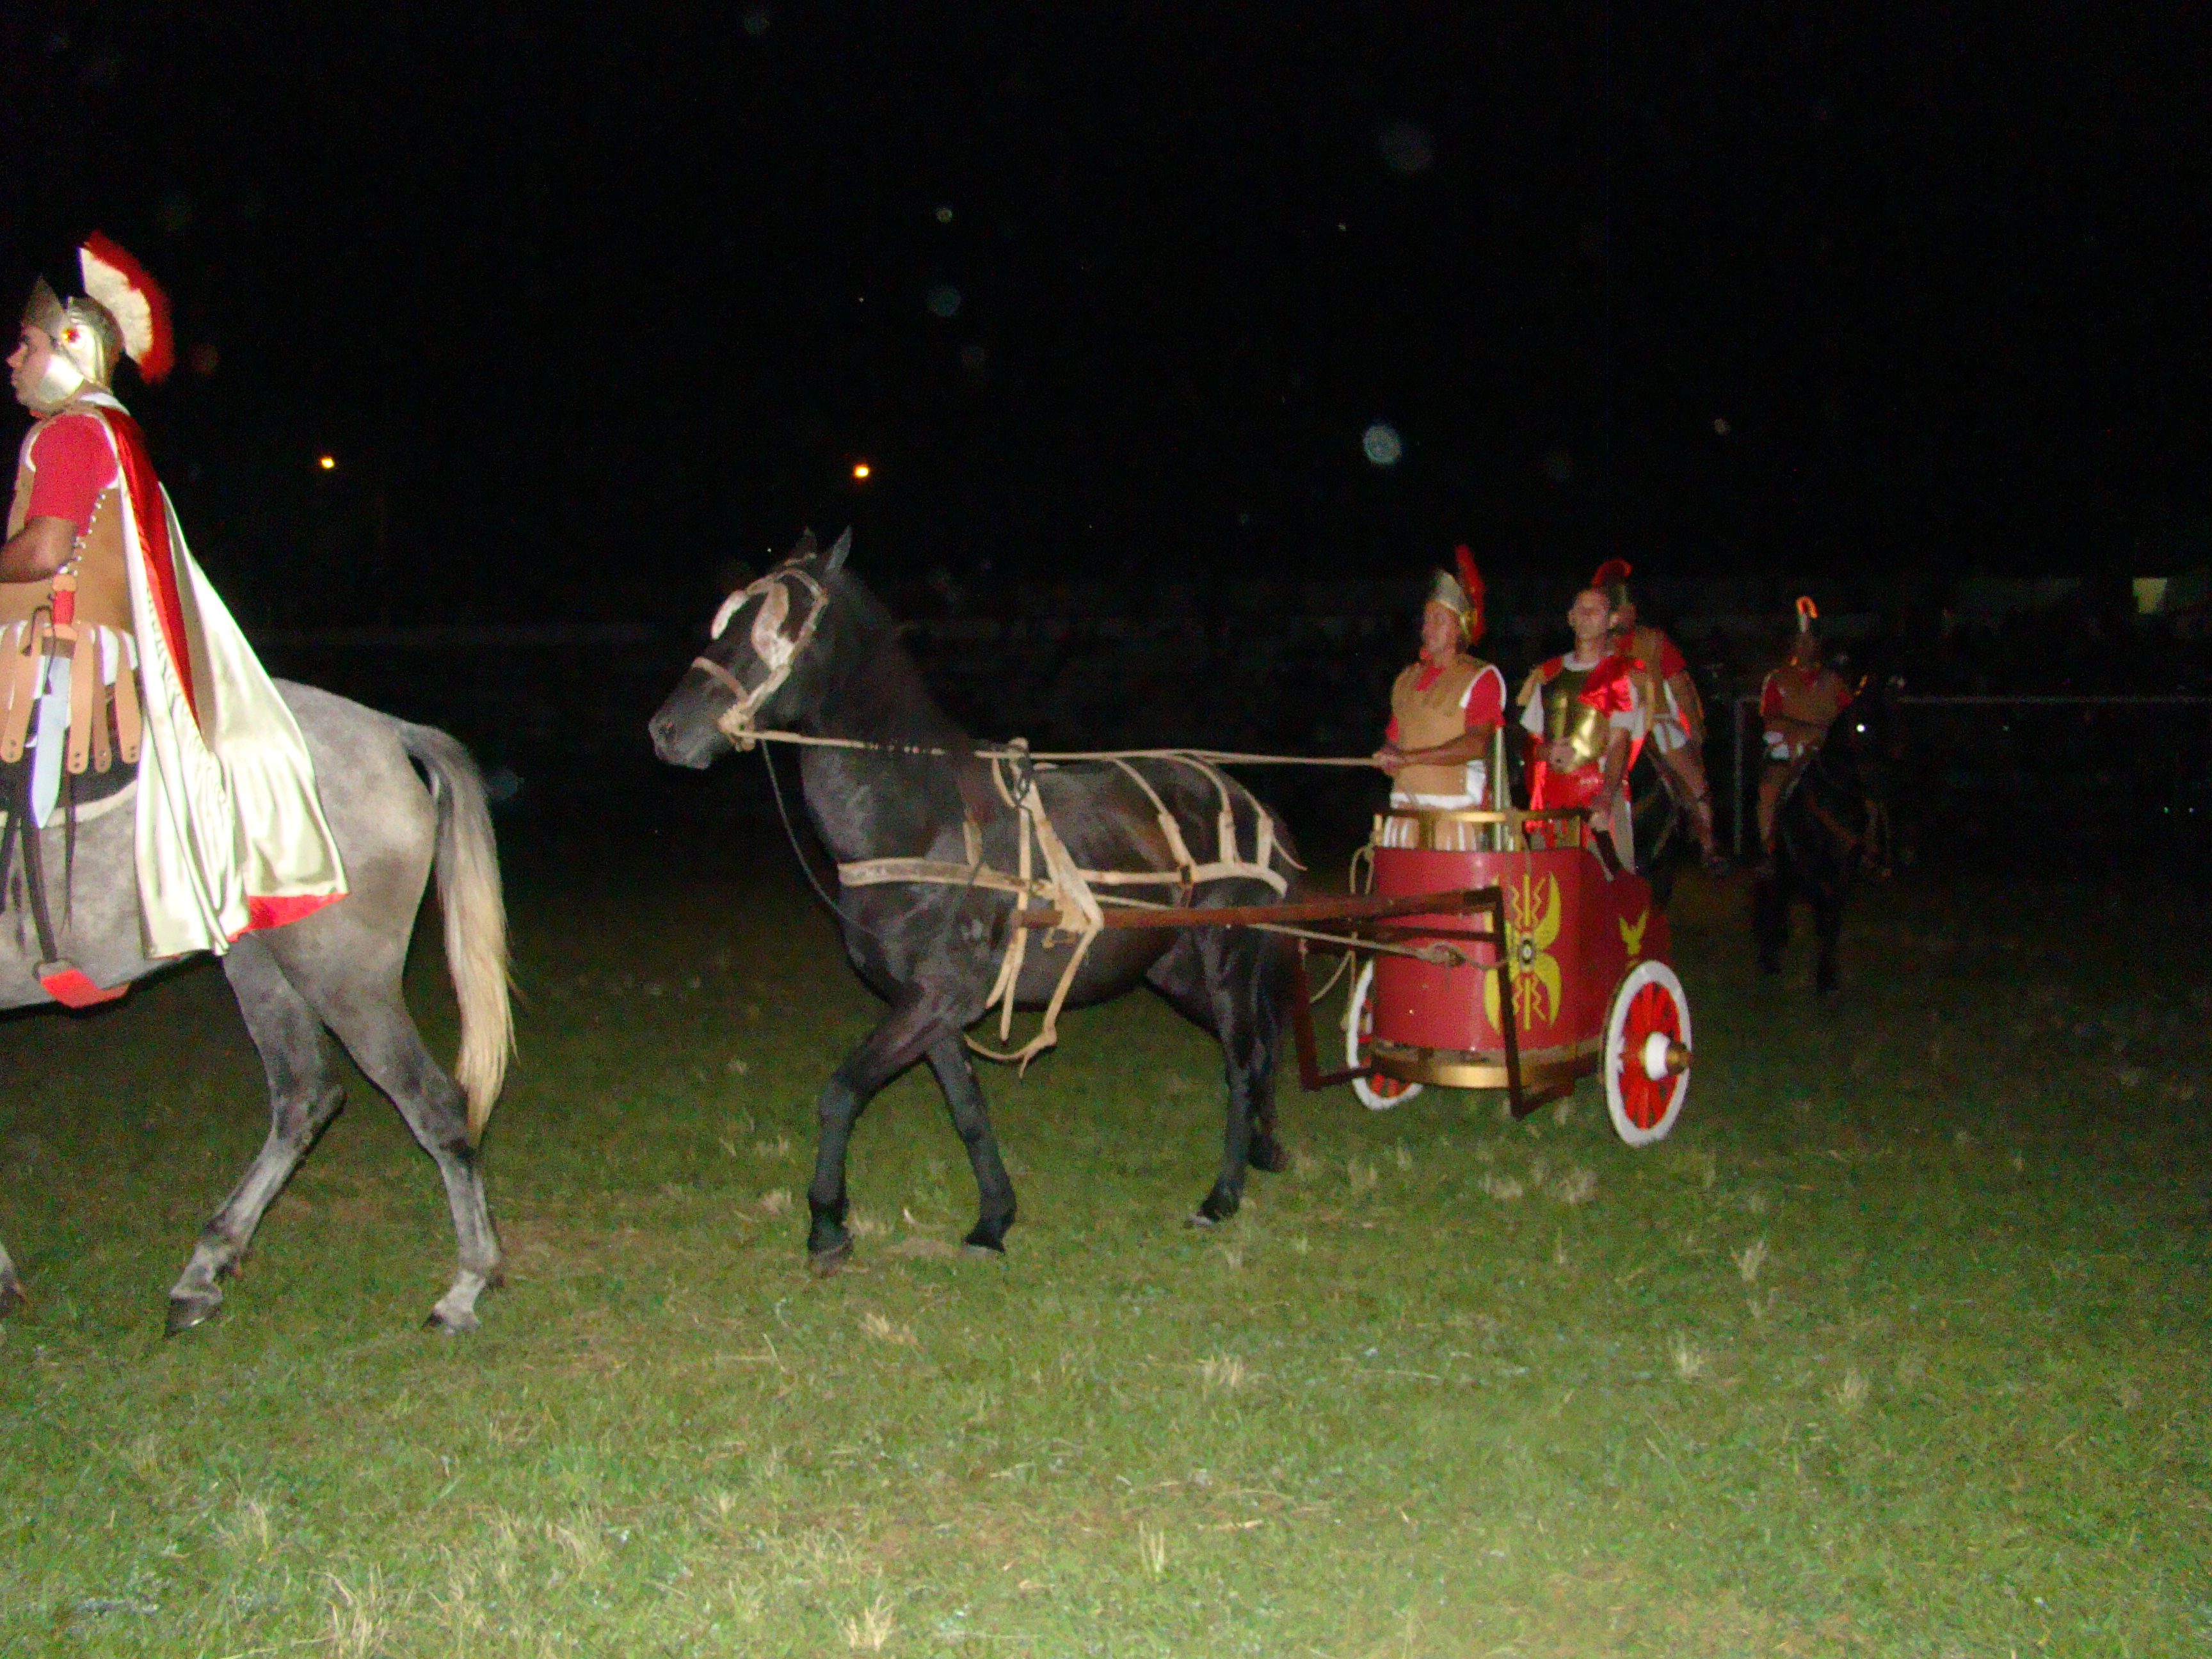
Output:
1516,582,1642,867
2,234,344,984
1372,545,1506,848
1756,597,1854,868
1593,557,1727,874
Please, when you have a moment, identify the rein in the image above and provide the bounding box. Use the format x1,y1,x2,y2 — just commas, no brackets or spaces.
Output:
723,725,1383,769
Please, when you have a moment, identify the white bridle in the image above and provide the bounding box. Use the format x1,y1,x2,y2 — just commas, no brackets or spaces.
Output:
692,565,832,749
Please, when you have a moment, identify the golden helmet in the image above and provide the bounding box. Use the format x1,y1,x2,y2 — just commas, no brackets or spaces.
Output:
18,233,172,415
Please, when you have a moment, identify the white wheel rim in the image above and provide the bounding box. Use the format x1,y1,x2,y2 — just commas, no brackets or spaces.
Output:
1347,959,1422,1111
1604,959,1692,1146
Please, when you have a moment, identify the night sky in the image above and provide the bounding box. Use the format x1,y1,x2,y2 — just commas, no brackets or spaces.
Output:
4,4,2207,627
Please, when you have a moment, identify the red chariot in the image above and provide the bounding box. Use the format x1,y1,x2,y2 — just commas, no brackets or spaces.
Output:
1286,807,1694,1144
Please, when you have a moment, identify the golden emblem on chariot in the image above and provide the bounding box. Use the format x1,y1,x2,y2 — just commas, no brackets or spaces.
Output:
1484,871,1562,1032
1619,906,1649,959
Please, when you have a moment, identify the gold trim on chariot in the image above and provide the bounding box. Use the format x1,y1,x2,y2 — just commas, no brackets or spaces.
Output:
1370,806,1587,853
1369,1034,1600,1091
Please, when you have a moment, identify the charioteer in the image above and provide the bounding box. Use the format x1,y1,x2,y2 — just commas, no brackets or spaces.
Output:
1371,545,1506,849
1517,582,1641,866
2,234,344,1000
1593,557,1727,875
1756,596,1854,870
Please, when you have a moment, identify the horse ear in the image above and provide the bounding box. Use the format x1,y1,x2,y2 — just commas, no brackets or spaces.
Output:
792,528,819,562
824,527,853,575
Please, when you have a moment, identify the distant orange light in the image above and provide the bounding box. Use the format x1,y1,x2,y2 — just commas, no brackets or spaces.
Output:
852,461,872,481
317,454,337,470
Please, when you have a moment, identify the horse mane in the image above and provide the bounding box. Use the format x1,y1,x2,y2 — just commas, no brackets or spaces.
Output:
808,568,978,762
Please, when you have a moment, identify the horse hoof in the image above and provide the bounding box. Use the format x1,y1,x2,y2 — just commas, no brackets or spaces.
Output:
424,1306,481,1336
164,1293,220,1336
1192,1189,1240,1226
807,1242,853,1278
961,1240,1007,1260
961,1224,1009,1254
1247,1138,1292,1174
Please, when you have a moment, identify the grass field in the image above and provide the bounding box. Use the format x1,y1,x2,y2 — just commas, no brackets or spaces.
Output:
3,821,2208,1657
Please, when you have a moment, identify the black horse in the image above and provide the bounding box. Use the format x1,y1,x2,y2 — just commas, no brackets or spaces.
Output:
649,533,1301,1272
1752,685,1895,998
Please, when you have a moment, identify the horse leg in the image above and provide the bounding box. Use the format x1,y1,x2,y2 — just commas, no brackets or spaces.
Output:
248,926,505,1333
1240,938,1294,1176
166,936,349,1334
1753,865,1790,977
0,1237,22,1317
1147,929,1281,1226
1813,876,1848,1002
922,1029,1018,1253
807,998,944,1272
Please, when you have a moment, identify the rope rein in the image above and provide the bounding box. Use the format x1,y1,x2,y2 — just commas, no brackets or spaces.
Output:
719,721,1382,770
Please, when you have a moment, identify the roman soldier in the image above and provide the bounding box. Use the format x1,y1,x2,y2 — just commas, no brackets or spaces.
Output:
1756,597,1854,863
1594,557,1727,874
3,234,345,986
1373,545,1505,847
1516,583,1641,866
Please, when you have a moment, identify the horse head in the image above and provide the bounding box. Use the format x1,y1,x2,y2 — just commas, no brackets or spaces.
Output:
1828,668,1906,803
650,527,850,768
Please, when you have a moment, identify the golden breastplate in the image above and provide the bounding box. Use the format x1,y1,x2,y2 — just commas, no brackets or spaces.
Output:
1543,668,1609,767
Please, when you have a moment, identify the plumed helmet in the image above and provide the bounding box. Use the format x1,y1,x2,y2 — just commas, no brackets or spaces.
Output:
1591,557,1633,613
19,233,173,415
1426,543,1487,644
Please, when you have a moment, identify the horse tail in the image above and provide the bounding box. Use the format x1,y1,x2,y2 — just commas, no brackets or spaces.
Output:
397,722,513,1141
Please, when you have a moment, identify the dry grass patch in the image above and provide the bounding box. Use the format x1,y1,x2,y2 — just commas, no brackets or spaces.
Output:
860,1311,918,1347
1829,1366,1870,1415
1198,1353,1251,1393
1137,1521,1168,1578
1552,1166,1598,1205
841,1590,896,1651
213,1496,274,1557
549,1513,609,1573
1733,1238,1770,1285
323,1567,397,1659
1671,1335,1710,1383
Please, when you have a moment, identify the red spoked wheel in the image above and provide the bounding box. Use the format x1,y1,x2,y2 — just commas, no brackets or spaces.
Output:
1346,959,1423,1112
1603,960,1692,1146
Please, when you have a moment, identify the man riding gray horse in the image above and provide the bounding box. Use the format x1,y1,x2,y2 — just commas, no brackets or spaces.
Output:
0,236,512,1332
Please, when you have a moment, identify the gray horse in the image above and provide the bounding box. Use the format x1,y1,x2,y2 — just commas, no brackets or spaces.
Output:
0,682,511,1333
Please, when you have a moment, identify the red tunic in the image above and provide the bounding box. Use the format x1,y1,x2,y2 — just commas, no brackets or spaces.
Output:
21,412,120,528
1519,652,1639,810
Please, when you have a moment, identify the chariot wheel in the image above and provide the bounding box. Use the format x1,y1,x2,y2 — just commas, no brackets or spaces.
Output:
1347,959,1423,1112
1603,960,1692,1146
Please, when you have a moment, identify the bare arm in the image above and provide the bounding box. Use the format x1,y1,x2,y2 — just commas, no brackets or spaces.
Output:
0,516,74,583
1665,669,1703,741
1375,721,1497,777
1587,730,1632,829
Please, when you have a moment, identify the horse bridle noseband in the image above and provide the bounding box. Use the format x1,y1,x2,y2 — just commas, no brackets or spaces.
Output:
691,565,831,749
